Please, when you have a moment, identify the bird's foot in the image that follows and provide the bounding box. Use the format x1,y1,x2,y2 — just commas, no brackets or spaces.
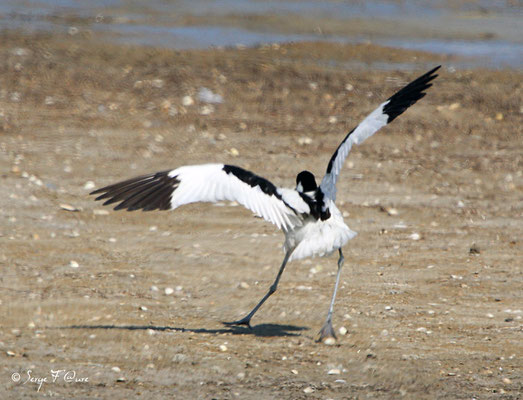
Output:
222,316,252,329
317,320,337,343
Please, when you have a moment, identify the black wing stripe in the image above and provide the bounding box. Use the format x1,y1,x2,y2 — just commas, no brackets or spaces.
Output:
326,127,356,174
383,65,440,123
222,165,282,200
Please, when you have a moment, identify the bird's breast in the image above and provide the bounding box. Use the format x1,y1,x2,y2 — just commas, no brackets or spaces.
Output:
285,203,357,261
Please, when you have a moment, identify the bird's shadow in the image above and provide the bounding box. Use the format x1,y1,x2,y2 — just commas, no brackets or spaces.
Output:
63,323,308,337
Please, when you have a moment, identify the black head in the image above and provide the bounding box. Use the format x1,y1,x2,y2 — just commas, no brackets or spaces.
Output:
296,170,317,193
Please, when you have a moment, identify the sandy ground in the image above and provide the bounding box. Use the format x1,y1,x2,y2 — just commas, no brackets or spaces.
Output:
0,31,521,399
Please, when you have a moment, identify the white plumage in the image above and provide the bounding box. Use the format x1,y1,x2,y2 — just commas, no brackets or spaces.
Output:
92,66,440,341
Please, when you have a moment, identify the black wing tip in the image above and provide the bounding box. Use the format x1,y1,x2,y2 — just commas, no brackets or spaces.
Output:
383,65,441,123
90,170,178,212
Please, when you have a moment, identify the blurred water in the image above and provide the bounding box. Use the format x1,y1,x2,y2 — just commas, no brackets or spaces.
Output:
1,0,522,68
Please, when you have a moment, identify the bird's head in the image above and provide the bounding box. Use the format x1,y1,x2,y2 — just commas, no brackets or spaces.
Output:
296,170,317,193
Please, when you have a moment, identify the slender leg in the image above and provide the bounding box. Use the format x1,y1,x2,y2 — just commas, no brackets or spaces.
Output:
318,248,344,341
223,250,292,328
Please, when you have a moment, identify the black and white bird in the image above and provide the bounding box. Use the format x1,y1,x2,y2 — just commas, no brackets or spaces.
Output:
92,66,440,341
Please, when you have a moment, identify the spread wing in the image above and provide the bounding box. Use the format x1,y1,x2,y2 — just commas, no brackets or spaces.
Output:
320,66,440,201
91,163,310,231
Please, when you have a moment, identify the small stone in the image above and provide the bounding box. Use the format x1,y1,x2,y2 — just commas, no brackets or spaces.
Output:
323,337,336,346
409,233,421,241
200,105,215,115
84,181,95,190
139,306,148,311
502,377,512,384
70,260,79,268
298,137,312,145
93,209,109,215
449,102,460,110
239,282,250,289
116,377,126,382
229,147,239,157
328,116,338,124
237,372,245,379
291,369,298,375
328,369,341,375
416,327,427,333
303,387,314,394
486,313,494,318
150,285,159,292
495,112,503,121
60,203,80,212
164,287,174,295
111,366,121,373
182,95,194,106
6,350,15,357
172,354,187,363
338,326,348,336
219,344,228,352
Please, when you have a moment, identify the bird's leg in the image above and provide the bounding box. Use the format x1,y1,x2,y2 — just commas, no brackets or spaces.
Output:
318,248,344,341
223,250,292,328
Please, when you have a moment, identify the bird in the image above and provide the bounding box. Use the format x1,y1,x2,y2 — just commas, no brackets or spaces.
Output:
91,66,440,341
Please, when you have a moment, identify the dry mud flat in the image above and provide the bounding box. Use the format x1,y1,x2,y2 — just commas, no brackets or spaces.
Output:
0,32,521,399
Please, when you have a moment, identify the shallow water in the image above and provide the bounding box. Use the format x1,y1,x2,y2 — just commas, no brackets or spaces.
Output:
1,0,521,68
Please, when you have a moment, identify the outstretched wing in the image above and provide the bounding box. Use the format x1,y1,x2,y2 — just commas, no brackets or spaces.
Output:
91,163,309,231
320,66,440,201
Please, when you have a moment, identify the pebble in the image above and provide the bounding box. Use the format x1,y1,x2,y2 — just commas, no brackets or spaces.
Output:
229,147,239,157
296,285,312,291
291,369,298,375
328,116,338,124
182,95,194,106
200,105,215,115
198,87,223,104
448,102,460,110
219,344,228,352
69,260,79,268
502,377,512,384
409,233,421,240
323,337,336,346
84,181,95,190
303,387,314,394
150,285,159,292
172,354,187,363
139,306,148,311
60,203,80,212
93,209,109,215
328,369,341,375
239,282,250,289
338,326,348,336
164,287,174,295
6,350,15,357
111,366,121,372
116,377,126,382
298,136,312,145
237,372,245,379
